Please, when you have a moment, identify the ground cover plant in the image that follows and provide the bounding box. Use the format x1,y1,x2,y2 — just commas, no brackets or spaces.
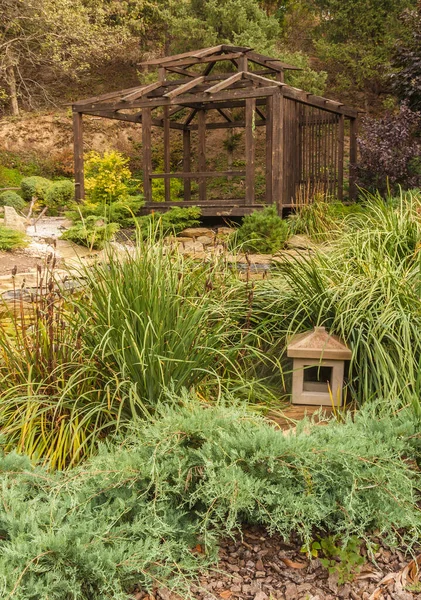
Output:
0,226,28,251
0,398,420,599
253,189,421,413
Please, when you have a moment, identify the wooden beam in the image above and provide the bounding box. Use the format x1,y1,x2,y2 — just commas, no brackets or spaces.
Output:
243,71,284,87
337,114,344,201
81,86,277,112
164,66,198,78
349,116,358,200
216,108,233,122
198,109,206,201
265,96,273,204
238,54,248,71
162,52,243,68
121,81,163,102
204,72,244,94
188,119,265,130
72,112,84,201
271,89,283,213
163,106,171,202
140,45,224,66
183,129,191,201
72,85,143,106
185,108,197,125
150,171,246,179
163,76,205,99
142,107,152,202
245,97,256,205
247,51,301,71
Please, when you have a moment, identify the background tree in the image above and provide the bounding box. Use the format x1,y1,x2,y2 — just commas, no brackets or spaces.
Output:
392,3,421,111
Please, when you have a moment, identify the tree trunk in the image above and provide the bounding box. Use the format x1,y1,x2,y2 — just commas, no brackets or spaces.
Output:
6,63,19,116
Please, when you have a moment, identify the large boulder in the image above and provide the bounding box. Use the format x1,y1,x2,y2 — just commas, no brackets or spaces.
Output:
4,206,27,233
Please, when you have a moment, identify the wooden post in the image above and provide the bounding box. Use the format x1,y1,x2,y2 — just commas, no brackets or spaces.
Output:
198,109,206,202
337,114,345,201
238,54,248,72
265,96,273,204
163,106,171,202
271,89,283,214
183,128,191,202
72,111,85,201
349,116,358,200
245,97,256,205
142,107,152,203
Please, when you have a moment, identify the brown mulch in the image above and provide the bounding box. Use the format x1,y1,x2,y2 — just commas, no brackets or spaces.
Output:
134,526,421,600
0,251,43,275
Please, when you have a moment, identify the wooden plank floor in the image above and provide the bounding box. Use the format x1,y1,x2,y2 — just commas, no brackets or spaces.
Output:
267,404,334,430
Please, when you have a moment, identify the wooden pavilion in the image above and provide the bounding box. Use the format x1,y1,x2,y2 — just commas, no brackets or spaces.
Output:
72,45,359,216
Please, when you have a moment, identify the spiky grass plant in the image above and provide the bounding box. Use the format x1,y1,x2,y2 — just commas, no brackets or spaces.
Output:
255,189,421,413
0,234,278,468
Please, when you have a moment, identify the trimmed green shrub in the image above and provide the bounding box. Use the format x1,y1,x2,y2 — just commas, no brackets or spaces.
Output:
231,205,291,253
0,226,28,251
0,190,26,211
44,179,74,212
20,176,51,202
138,206,201,238
62,216,119,249
0,400,420,598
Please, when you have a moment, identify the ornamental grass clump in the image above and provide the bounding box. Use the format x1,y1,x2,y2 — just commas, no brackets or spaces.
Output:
0,398,420,599
253,189,421,413
0,234,275,468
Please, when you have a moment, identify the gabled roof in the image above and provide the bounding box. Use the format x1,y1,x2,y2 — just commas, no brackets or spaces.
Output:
287,326,352,360
72,46,359,119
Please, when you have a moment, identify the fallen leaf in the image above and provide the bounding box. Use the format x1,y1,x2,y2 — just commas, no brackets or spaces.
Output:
280,557,307,569
219,591,233,599
368,589,385,600
377,572,397,586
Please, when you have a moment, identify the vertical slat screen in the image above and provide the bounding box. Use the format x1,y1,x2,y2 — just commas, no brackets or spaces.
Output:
290,105,345,205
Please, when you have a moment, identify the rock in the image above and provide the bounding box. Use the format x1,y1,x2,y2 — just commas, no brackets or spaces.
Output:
254,593,269,600
196,235,213,245
4,206,27,233
285,234,314,250
178,227,215,239
216,227,234,238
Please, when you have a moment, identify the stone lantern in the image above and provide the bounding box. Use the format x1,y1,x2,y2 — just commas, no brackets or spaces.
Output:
287,326,352,406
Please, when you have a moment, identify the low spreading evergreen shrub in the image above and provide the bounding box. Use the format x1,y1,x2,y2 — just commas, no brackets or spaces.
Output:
62,215,119,249
0,226,28,251
0,190,26,211
0,399,420,599
137,206,201,237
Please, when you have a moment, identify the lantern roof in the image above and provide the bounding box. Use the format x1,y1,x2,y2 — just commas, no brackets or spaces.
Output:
287,326,352,360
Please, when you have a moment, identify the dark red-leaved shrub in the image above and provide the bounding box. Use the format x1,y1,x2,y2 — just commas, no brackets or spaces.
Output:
356,104,421,194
